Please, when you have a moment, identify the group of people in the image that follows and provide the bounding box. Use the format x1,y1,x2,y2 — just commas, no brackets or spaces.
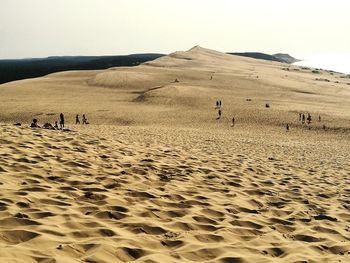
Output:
30,113,89,130
214,100,324,132
75,114,88,125
299,112,312,124
215,100,222,119
215,99,236,126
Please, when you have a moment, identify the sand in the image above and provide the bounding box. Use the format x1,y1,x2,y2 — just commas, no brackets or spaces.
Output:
0,46,349,262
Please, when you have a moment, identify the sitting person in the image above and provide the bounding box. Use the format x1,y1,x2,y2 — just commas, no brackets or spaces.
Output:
54,121,58,129
42,123,54,129
30,118,40,128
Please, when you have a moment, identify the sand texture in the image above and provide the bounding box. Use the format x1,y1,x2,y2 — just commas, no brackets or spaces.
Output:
0,47,350,262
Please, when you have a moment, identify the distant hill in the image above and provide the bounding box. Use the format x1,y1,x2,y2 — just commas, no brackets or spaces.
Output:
272,53,300,64
228,52,299,64
0,54,164,84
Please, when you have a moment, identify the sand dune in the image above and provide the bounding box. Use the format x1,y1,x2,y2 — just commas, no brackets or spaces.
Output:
0,46,349,262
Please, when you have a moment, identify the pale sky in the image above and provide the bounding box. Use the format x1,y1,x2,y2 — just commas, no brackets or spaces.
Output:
1,0,349,59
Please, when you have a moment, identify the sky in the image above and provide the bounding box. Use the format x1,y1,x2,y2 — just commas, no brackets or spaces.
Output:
1,0,350,59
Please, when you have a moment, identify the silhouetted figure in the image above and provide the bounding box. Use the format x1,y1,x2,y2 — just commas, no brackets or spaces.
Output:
217,109,222,120
232,117,235,127
302,113,305,124
82,114,88,125
210,76,213,80
286,123,290,131
59,113,64,130
307,113,312,124
219,100,222,107
30,118,40,128
318,115,321,122
299,113,302,122
76,114,80,124
54,121,58,129
216,101,219,109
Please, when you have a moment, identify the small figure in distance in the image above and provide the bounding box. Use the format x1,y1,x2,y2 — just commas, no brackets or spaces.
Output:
318,115,321,122
216,100,219,109
216,109,222,120
302,113,305,124
299,112,302,122
54,121,58,129
59,113,64,130
30,118,40,128
82,114,89,125
210,75,213,80
286,123,290,132
219,100,222,107
42,122,54,129
307,113,312,124
232,117,235,127
76,114,80,124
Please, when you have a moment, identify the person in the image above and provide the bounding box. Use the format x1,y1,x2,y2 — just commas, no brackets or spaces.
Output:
307,113,312,124
30,118,40,128
286,123,290,131
82,114,88,125
318,115,321,122
232,117,235,127
219,100,222,107
302,113,305,124
299,113,302,122
76,114,80,124
59,113,64,130
43,123,54,129
54,121,58,129
217,109,221,119
216,101,219,109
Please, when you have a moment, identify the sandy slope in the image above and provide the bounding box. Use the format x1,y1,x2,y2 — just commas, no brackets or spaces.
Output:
0,46,349,262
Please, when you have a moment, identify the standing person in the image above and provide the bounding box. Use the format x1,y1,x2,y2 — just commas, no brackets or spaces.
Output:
76,114,80,124
299,113,302,122
219,100,222,108
318,115,321,122
216,101,219,109
302,113,305,124
232,117,235,127
59,113,64,130
82,114,88,125
286,123,290,131
307,113,312,124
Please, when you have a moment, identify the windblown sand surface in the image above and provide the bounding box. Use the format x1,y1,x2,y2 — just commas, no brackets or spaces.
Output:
0,47,350,262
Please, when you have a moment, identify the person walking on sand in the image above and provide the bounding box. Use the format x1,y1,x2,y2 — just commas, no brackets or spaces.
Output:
232,116,235,127
217,109,222,120
76,114,80,124
286,123,290,132
302,113,305,124
82,114,88,125
59,113,64,130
